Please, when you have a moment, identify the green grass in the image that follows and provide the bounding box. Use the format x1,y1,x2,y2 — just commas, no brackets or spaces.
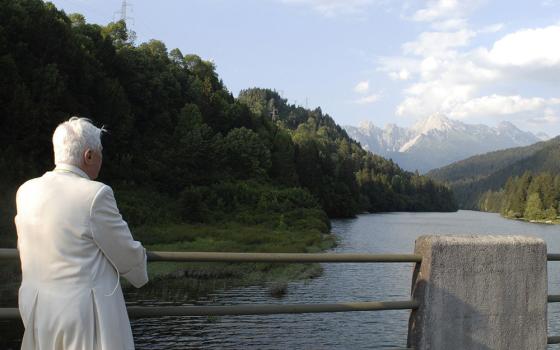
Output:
136,221,331,251
125,221,337,298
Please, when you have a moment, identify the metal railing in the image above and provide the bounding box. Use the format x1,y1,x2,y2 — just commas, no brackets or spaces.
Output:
0,248,422,263
3,248,560,345
0,300,419,320
0,248,418,349
0,249,420,315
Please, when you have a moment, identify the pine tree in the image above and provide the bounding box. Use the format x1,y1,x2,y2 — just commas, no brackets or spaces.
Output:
525,192,544,220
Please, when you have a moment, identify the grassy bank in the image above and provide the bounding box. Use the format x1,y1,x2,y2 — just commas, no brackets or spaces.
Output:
126,221,337,298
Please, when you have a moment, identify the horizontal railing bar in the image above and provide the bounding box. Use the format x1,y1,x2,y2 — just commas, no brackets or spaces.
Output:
5,249,560,262
0,300,418,320
128,300,420,317
548,254,560,261
146,251,422,263
0,248,17,260
0,248,422,263
548,295,560,302
548,336,560,344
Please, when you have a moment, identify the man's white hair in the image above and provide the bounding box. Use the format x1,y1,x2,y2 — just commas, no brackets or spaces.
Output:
52,117,106,166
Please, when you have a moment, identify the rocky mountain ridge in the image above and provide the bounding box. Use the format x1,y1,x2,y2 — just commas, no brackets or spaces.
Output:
345,114,544,173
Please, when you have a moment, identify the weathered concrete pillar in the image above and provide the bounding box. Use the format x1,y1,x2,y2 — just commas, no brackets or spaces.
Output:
407,235,547,350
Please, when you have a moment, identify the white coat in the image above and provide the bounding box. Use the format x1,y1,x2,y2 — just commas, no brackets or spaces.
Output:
15,163,148,349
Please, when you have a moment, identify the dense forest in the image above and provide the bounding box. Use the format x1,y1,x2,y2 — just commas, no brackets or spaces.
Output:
0,0,457,248
479,172,560,221
427,137,560,209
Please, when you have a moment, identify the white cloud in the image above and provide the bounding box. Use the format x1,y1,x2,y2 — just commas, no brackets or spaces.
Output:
449,95,560,119
393,51,500,117
377,56,421,78
354,93,380,104
431,18,468,31
397,80,476,117
410,0,480,22
398,91,560,130
528,108,560,124
402,29,475,57
280,0,375,17
389,69,411,80
354,80,370,93
423,55,499,82
412,0,458,21
541,0,559,7
381,19,560,133
485,25,560,67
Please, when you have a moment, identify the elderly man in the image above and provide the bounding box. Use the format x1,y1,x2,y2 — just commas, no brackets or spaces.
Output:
15,117,148,349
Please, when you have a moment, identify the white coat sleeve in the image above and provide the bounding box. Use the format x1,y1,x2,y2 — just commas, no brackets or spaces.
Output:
90,185,149,288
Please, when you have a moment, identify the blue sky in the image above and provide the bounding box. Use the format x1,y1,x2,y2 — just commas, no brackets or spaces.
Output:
48,0,560,136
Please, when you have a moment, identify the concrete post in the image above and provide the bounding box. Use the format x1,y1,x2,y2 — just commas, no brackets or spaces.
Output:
407,235,547,350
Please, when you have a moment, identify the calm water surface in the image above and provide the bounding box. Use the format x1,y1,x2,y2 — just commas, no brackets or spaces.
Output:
128,210,560,349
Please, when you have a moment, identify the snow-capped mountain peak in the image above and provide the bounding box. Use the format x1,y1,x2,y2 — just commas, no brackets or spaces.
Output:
357,121,379,136
496,120,543,144
411,113,458,135
496,120,517,130
344,115,542,173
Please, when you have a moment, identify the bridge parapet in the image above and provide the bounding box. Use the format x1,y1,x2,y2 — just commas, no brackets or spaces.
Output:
408,235,547,350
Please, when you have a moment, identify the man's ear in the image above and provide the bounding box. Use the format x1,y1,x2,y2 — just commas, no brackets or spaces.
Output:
84,149,92,163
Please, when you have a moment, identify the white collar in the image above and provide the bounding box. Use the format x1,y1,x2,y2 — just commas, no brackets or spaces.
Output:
54,163,90,180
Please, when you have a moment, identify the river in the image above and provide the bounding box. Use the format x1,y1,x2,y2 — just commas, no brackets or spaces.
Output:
126,210,560,349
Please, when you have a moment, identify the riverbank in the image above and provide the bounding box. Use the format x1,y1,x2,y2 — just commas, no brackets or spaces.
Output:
475,209,560,225
481,210,560,225
508,216,560,225
123,221,337,298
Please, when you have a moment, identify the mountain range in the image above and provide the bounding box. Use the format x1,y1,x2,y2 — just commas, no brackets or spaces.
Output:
344,114,545,173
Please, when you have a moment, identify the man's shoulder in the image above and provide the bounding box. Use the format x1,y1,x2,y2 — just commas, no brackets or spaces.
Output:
17,172,108,202
17,176,41,190
60,175,108,199
16,175,46,199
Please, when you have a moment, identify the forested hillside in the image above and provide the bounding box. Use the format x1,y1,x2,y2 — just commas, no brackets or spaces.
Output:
427,139,553,184
479,172,560,221
0,0,457,247
427,136,560,210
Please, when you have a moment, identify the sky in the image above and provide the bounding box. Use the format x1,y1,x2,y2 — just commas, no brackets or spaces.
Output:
48,0,560,137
